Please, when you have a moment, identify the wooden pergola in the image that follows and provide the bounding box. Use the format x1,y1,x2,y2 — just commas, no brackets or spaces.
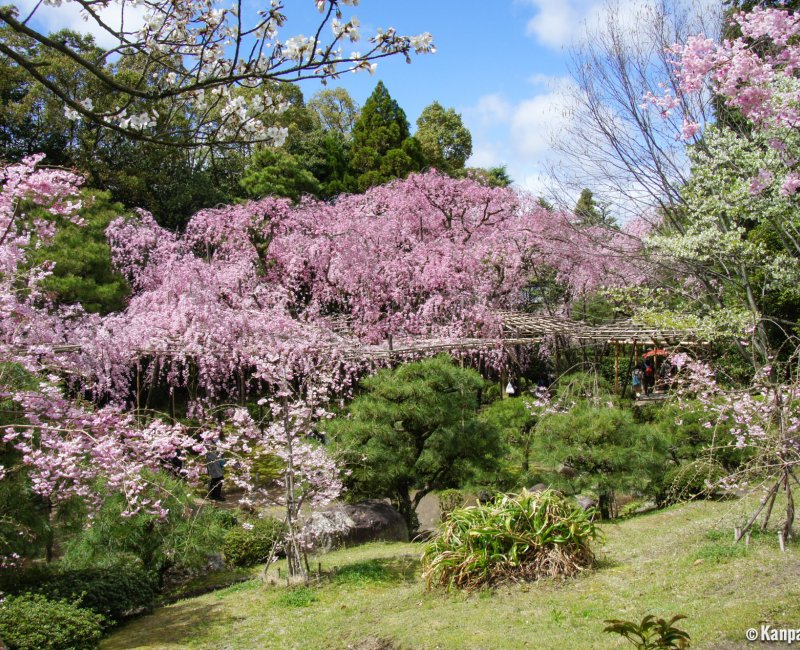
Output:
16,311,702,395
332,311,702,393
499,312,701,392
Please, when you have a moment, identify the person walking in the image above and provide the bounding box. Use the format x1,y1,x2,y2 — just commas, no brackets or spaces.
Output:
205,447,225,502
644,359,655,395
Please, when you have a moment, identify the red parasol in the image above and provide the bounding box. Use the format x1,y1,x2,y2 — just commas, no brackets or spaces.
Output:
642,349,669,358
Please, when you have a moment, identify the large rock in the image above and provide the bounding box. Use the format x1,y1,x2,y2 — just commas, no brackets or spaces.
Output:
302,500,408,552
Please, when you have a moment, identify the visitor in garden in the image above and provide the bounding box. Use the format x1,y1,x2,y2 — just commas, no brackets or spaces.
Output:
205,448,225,502
632,366,643,396
643,359,655,395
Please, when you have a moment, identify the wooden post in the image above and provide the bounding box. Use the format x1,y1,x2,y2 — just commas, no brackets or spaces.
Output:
621,341,637,400
500,368,508,400
614,343,620,393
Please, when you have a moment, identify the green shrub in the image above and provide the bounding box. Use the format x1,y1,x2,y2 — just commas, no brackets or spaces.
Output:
618,499,652,518
0,565,53,595
39,566,154,622
659,459,727,505
62,472,233,582
477,397,536,487
437,489,465,518
223,518,286,567
0,563,156,623
421,489,599,591
0,594,105,650
533,403,668,518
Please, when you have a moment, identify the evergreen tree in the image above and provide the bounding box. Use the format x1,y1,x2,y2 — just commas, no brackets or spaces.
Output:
465,165,512,188
415,101,472,175
26,190,130,314
531,373,667,518
325,355,503,531
350,81,424,190
574,188,615,227
240,148,322,202
308,88,359,137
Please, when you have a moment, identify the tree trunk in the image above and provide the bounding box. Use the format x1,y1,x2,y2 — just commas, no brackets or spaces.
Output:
396,487,417,535
598,490,615,519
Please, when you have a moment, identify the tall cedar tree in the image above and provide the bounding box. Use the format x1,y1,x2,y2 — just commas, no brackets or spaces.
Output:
349,81,425,191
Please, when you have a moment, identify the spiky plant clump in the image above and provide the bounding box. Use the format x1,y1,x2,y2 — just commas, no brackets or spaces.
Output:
421,489,599,591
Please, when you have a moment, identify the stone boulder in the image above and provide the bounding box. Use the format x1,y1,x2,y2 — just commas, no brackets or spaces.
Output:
303,500,408,552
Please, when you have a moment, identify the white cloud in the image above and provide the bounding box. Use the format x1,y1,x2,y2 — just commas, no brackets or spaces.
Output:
463,78,575,197
468,143,502,169
523,0,580,49
518,0,603,49
471,94,512,125
510,82,573,159
10,1,147,49
516,171,553,198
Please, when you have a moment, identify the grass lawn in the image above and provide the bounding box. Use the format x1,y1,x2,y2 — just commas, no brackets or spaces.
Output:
103,499,800,649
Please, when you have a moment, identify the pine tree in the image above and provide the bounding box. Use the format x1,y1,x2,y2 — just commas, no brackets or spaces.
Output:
574,188,615,227
325,355,503,531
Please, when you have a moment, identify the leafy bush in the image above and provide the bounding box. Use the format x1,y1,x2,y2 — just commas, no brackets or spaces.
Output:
223,518,286,567
62,472,234,583
477,398,537,487
603,614,690,649
437,489,465,518
659,459,727,505
2,564,157,623
421,489,599,591
326,355,504,532
0,594,105,650
533,402,668,518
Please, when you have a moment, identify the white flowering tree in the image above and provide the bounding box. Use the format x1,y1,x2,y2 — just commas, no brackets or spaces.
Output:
0,0,434,147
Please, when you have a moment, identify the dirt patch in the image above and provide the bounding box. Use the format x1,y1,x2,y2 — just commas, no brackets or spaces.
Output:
347,636,401,650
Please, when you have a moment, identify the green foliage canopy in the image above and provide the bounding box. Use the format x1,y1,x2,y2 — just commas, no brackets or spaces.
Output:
26,190,129,314
415,101,472,175
532,373,668,517
349,81,425,190
325,355,503,531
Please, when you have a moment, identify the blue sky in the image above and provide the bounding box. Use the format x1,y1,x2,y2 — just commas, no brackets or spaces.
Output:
13,0,618,197
297,0,587,196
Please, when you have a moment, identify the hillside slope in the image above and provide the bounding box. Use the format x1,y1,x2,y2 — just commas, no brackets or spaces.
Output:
103,499,800,649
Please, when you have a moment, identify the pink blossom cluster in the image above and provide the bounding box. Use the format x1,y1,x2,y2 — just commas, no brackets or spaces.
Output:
670,356,800,484
0,155,84,367
647,7,800,194
1,157,650,568
86,171,645,403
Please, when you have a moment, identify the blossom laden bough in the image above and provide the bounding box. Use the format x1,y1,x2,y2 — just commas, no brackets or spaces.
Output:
0,0,435,147
645,7,800,196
